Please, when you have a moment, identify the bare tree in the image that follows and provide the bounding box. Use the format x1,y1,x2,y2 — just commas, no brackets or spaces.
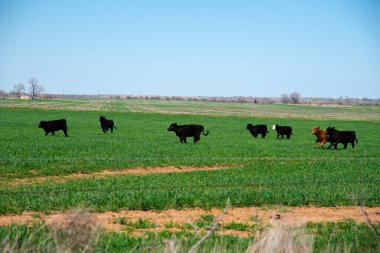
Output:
281,93,290,104
12,83,25,97
28,78,44,100
290,91,301,104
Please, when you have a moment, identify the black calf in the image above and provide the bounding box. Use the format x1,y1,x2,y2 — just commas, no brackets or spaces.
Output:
246,123,269,138
99,116,116,133
326,127,358,149
38,119,68,137
272,124,293,139
168,123,209,143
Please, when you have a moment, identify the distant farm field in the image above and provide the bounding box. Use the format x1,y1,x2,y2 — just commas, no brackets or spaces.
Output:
0,99,379,214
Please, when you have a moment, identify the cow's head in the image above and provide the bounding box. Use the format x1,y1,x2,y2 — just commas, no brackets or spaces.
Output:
246,123,253,130
99,116,106,122
326,127,335,136
311,127,320,135
168,123,177,131
272,124,278,130
38,121,47,129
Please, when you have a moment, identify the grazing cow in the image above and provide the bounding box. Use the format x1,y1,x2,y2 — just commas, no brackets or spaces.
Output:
38,119,68,137
311,127,330,149
325,127,358,149
99,116,116,133
168,123,209,143
272,124,293,139
246,123,269,138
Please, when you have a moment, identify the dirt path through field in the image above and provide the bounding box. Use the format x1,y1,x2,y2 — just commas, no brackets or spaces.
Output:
1,206,379,237
8,165,234,188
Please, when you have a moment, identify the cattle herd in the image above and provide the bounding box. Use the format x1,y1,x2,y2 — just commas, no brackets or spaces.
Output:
38,117,358,149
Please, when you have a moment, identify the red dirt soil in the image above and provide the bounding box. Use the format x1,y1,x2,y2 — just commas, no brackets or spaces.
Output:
1,206,379,237
9,165,233,187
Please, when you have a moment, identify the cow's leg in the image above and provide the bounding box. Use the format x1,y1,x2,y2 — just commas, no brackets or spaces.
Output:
286,134,290,139
253,134,258,138
343,143,348,149
276,133,280,139
63,129,68,137
110,126,113,133
334,144,338,149
262,133,266,138
321,140,326,149
351,141,355,148
194,135,200,143
52,131,55,136
45,131,48,136
326,143,334,149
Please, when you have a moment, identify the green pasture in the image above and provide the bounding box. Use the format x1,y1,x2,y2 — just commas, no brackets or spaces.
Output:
1,99,380,252
0,106,378,179
0,99,380,214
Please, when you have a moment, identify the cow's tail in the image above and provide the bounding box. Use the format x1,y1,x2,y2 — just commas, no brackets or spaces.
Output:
355,137,358,144
202,129,209,136
114,125,117,129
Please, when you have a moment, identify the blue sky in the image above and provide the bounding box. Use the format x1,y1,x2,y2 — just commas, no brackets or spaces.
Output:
1,0,379,98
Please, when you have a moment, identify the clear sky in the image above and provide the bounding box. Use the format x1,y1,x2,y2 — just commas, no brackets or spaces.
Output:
1,0,379,98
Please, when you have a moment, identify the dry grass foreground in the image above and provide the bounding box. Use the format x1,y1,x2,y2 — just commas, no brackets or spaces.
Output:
8,165,234,188
1,206,379,237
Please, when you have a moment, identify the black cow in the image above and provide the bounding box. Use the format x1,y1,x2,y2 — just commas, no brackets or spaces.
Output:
38,119,68,137
246,123,269,138
325,127,358,149
99,116,116,133
168,123,209,143
272,124,293,139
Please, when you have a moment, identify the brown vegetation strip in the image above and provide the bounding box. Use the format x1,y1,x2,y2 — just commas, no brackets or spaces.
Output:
8,165,234,188
1,206,379,237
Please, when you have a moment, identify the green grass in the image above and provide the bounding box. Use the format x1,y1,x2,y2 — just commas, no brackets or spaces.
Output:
0,102,379,213
1,221,379,252
1,160,378,214
223,222,251,231
0,106,379,180
307,220,380,253
195,214,215,228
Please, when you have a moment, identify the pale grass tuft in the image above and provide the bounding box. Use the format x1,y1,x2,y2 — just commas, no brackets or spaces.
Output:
1,209,102,253
247,222,314,253
52,209,102,253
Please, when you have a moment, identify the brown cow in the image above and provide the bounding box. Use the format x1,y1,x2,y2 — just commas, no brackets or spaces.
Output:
311,127,329,149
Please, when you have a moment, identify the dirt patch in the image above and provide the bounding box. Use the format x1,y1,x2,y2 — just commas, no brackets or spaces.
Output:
1,206,379,237
8,165,233,188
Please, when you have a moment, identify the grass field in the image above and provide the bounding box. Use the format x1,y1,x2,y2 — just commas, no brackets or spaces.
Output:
1,220,379,252
1,98,380,252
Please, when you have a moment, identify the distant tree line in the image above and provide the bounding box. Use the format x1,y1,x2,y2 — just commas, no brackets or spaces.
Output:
281,92,301,104
0,83,379,106
5,78,45,100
